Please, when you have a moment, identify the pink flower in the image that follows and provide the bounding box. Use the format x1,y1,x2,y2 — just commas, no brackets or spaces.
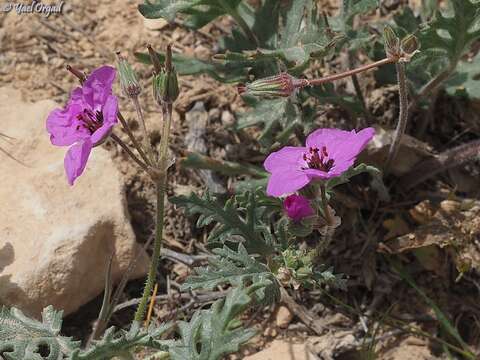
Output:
284,195,314,222
264,128,375,197
46,66,118,185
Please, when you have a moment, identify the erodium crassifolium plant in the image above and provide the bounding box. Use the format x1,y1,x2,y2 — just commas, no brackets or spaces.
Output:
3,1,480,359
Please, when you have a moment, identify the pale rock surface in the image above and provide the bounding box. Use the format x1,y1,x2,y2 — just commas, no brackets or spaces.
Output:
244,339,319,360
0,87,148,317
275,305,294,329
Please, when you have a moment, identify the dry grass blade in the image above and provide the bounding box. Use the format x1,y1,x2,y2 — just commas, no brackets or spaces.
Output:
0,132,28,167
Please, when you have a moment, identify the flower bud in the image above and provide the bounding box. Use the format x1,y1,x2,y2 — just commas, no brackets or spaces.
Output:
238,73,305,98
401,34,419,55
383,25,400,59
116,53,141,98
152,45,179,104
276,267,293,286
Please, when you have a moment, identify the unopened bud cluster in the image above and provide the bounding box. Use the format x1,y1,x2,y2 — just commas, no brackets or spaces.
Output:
150,45,179,105
383,26,419,62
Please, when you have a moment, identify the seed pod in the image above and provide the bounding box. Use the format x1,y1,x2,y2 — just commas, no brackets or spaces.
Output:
383,25,400,59
401,34,420,55
152,45,179,104
116,53,141,98
153,67,179,105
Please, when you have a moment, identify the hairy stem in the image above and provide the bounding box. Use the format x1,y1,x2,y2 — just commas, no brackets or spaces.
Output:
306,57,395,87
218,0,259,47
315,185,336,258
385,62,408,173
117,111,152,167
320,185,332,226
110,133,150,173
134,103,173,323
132,96,154,164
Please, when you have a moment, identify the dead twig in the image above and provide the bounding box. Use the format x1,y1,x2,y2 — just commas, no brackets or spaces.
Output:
280,287,325,335
399,139,480,190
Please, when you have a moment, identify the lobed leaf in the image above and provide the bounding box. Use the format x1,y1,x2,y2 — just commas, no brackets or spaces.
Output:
168,283,265,360
182,244,280,305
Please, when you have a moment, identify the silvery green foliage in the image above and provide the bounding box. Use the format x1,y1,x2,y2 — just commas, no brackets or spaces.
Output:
393,0,480,96
171,191,276,256
0,306,79,360
138,0,242,29
182,244,280,305
0,306,171,360
69,322,172,360
168,283,263,360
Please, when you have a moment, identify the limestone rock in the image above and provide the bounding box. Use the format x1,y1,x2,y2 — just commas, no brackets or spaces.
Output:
275,305,293,329
0,87,148,317
244,339,318,360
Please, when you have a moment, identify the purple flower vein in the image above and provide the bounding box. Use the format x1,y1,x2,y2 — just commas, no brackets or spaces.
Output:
264,127,375,197
46,66,118,185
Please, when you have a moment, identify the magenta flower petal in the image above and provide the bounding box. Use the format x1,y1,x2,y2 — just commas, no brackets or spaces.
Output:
264,146,306,172
64,139,93,185
266,169,311,197
284,195,314,222
263,127,375,197
46,65,118,185
46,95,90,146
82,66,116,110
90,95,118,145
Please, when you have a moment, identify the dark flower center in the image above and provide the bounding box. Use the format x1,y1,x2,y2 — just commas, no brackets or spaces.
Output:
303,146,334,172
76,109,104,134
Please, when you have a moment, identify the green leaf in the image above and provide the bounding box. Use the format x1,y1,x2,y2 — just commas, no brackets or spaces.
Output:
138,0,242,29
183,244,280,305
70,323,171,360
280,0,311,48
135,51,245,83
171,191,275,255
168,283,263,360
393,0,480,92
0,306,79,360
326,163,382,190
181,152,267,177
342,0,378,26
235,98,301,148
446,53,480,99
420,0,480,63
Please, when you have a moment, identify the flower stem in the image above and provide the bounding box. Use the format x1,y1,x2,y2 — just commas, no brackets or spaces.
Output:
110,133,150,173
315,184,335,258
385,61,408,173
133,103,173,323
320,185,332,226
218,0,259,47
117,111,153,167
132,96,155,165
305,57,395,87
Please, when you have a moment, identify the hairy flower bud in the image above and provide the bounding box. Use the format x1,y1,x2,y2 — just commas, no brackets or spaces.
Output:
152,45,179,104
153,68,179,105
401,34,420,59
238,73,307,98
116,53,141,98
383,25,400,59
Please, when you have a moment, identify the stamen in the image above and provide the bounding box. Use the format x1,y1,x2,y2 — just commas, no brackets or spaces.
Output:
303,146,335,172
76,108,104,134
